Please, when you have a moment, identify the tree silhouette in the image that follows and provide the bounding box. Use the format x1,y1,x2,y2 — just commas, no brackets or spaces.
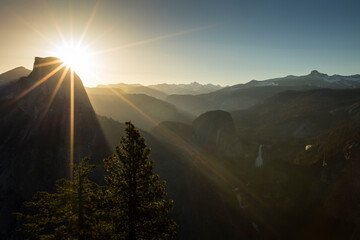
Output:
15,122,177,239
14,158,105,239
103,122,177,240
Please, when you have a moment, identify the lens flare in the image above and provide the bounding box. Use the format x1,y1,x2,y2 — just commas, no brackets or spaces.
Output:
52,42,93,78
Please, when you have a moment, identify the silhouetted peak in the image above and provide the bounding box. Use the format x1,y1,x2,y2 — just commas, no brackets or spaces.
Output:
15,56,88,104
192,110,241,155
310,70,327,77
34,56,61,64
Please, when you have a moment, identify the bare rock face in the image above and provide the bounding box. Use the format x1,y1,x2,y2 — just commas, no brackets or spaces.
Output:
0,57,109,238
192,110,242,156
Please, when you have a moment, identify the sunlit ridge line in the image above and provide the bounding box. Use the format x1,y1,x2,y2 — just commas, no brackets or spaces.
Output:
14,64,65,102
77,0,100,48
34,59,63,68
90,24,218,56
70,70,75,182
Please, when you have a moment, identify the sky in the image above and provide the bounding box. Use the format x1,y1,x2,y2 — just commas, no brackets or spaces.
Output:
0,0,359,87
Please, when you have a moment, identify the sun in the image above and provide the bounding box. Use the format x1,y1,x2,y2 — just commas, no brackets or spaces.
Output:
51,41,96,85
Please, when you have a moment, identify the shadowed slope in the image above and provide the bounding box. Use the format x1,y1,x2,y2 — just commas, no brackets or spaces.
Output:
0,57,109,238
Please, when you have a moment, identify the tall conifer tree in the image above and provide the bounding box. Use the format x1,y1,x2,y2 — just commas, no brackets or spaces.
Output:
103,122,177,240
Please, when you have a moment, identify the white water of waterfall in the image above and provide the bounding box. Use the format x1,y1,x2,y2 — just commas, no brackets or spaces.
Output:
255,144,263,167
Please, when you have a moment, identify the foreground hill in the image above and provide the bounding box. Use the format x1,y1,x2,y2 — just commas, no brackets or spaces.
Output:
167,71,360,117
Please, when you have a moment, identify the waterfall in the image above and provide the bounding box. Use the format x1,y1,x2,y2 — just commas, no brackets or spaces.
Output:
255,144,263,167
234,187,247,209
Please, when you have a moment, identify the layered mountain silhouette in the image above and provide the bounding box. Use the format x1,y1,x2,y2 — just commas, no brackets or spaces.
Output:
147,82,223,95
0,57,109,237
88,83,167,99
2,59,360,239
167,71,360,116
94,81,223,98
87,90,191,131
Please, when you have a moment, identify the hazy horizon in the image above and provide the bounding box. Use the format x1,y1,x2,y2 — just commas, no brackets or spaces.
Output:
1,0,359,87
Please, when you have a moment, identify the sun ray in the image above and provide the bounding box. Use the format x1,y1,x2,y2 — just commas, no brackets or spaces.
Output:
77,0,100,48
14,63,65,102
42,67,70,117
42,0,67,46
84,24,116,49
9,10,58,48
98,86,268,208
104,87,159,126
51,16,67,46
90,24,219,56
70,69,75,182
34,59,63,68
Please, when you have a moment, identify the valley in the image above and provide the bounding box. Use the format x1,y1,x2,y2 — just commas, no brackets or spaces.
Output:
1,58,360,239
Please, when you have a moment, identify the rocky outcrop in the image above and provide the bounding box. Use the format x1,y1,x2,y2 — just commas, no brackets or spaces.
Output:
193,110,242,156
0,57,109,238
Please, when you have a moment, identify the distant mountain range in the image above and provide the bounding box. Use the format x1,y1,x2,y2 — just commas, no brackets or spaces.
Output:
234,70,360,89
147,82,223,95
93,81,224,98
167,70,360,116
92,83,167,99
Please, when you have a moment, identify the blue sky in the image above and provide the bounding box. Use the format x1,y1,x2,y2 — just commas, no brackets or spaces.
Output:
0,0,359,86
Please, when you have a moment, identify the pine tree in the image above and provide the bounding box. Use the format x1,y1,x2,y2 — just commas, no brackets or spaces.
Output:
103,122,177,240
15,158,105,239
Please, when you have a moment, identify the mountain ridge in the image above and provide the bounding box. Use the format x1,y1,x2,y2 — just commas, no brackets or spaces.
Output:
167,70,360,117
0,57,110,237
0,66,31,86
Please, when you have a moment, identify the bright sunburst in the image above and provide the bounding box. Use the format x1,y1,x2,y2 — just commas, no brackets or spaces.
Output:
51,41,95,84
